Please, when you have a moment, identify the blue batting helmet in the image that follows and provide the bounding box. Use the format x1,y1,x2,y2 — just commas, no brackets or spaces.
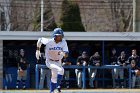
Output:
53,28,64,37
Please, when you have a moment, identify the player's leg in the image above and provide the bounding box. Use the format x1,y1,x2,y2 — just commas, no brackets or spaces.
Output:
49,62,64,92
114,68,119,88
45,61,57,92
137,76,140,88
119,69,124,88
88,68,96,88
132,75,136,88
64,70,70,88
7,74,12,83
77,70,82,88
56,66,64,92
22,70,27,89
46,61,64,93
50,69,57,93
75,69,78,87
16,70,21,89
111,69,115,88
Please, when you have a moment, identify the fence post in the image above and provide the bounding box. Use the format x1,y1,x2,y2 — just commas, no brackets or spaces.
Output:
82,66,86,89
35,64,39,89
128,65,132,88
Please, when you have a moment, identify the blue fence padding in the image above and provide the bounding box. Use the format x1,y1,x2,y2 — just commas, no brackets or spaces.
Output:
35,64,132,89
3,67,30,89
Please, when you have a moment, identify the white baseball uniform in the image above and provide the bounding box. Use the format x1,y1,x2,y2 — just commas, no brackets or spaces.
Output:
39,37,69,83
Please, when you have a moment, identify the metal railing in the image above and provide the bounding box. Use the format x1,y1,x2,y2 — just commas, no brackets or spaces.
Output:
35,64,132,89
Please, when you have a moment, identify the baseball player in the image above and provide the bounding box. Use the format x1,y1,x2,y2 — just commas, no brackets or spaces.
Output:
36,28,69,93
16,49,29,89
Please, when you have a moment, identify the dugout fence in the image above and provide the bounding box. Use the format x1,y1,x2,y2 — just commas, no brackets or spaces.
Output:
35,64,132,89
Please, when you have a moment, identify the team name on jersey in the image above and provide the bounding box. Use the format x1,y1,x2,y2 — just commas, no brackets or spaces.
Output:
49,47,62,50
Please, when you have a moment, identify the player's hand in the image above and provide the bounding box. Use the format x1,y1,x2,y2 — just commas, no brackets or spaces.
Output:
36,50,41,60
58,51,65,57
19,68,23,72
83,61,86,66
19,69,24,76
96,63,100,66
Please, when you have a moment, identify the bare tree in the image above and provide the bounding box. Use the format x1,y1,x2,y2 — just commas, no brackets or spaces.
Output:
0,0,11,31
10,0,40,31
110,0,133,32
33,0,57,31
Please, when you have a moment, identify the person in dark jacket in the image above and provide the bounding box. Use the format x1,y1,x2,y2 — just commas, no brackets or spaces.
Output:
131,60,140,88
127,49,140,67
88,52,101,88
75,51,89,88
116,51,127,88
16,49,29,89
109,48,118,88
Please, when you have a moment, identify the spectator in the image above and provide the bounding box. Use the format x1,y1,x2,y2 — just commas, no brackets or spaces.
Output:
110,48,118,65
3,49,19,89
127,49,140,67
75,51,89,88
16,49,29,89
131,60,140,88
88,52,101,88
116,51,127,88
127,49,140,87
38,52,51,89
6,50,15,87
69,46,79,65
13,50,19,68
109,48,118,88
3,49,11,89
62,57,72,88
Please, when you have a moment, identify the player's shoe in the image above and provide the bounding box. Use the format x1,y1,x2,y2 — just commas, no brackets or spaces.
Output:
16,85,19,89
57,88,61,93
22,85,26,89
4,86,7,90
66,85,69,89
53,88,61,93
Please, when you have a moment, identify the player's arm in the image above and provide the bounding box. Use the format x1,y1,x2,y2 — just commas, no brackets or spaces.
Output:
62,51,68,57
36,38,42,60
36,37,49,60
76,57,81,65
18,63,20,70
37,38,43,50
64,52,68,58
58,51,68,58
60,40,69,58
